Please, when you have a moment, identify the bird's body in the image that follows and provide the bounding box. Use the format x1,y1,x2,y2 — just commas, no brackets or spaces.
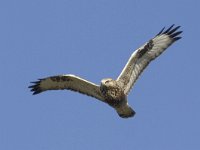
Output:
29,25,182,118
100,78,135,117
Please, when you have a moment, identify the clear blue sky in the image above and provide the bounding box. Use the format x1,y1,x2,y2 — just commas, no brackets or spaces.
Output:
0,0,199,150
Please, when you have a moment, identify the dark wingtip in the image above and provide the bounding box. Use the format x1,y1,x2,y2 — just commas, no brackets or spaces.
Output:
28,85,34,88
29,79,43,95
33,90,42,95
156,27,165,36
163,24,175,34
170,31,183,38
157,24,182,40
174,37,182,41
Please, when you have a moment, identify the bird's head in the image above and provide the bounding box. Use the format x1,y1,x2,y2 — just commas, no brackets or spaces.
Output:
100,78,117,95
101,78,115,87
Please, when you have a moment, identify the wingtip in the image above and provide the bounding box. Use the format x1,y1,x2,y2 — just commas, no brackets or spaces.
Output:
173,37,182,41
170,31,183,38
156,27,165,36
32,91,42,95
163,24,175,34
156,24,182,40
29,79,42,95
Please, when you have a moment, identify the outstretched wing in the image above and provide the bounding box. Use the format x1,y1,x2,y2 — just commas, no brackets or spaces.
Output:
29,74,105,102
117,25,182,95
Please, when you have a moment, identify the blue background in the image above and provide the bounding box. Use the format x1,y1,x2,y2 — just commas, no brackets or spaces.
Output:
1,0,199,150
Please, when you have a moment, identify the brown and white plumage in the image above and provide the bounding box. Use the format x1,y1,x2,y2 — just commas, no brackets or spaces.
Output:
30,75,105,101
29,25,182,118
117,25,182,95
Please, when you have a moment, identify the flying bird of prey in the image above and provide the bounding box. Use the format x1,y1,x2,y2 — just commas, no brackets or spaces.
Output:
29,25,182,118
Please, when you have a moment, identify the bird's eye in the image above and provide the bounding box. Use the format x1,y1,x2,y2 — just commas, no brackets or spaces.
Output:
105,80,109,84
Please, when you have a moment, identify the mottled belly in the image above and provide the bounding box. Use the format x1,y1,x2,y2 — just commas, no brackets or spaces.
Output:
104,89,125,107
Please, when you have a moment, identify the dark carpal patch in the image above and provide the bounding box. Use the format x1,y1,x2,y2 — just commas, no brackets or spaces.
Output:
61,76,73,81
50,76,61,82
50,76,73,82
138,40,154,58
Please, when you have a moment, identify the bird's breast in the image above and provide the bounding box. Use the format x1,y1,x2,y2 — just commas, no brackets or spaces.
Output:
102,87,125,107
